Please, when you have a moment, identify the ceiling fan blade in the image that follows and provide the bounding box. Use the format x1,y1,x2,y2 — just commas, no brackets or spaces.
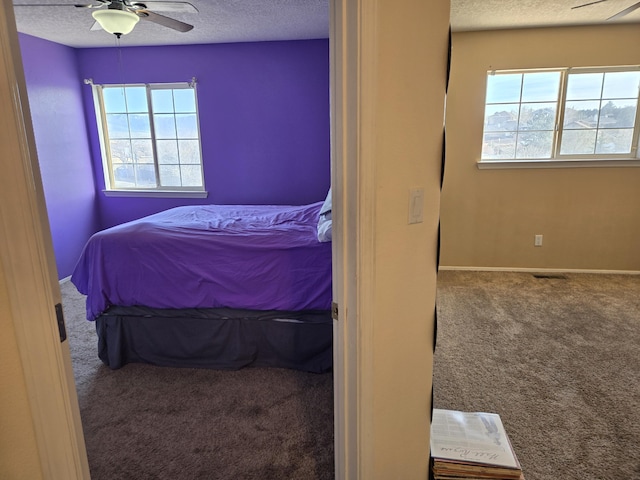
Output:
608,1,640,19
129,1,197,13
571,0,608,9
78,1,109,8
136,10,193,32
13,1,108,7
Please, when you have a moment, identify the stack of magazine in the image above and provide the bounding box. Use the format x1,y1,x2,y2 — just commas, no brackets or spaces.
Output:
430,409,524,480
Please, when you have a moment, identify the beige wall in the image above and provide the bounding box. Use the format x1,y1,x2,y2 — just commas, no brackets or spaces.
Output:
366,1,448,477
441,25,640,272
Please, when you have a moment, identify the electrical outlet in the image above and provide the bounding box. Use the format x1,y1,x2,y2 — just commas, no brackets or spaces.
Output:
534,234,543,247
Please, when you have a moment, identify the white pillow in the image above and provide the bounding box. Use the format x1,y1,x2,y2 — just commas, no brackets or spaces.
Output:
319,187,332,216
317,188,332,242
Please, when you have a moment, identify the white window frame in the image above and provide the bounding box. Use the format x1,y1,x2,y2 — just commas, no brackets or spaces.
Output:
89,80,208,197
479,66,640,170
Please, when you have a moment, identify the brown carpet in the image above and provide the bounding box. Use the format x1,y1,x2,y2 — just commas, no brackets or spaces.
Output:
64,271,640,479
61,281,334,480
433,270,640,480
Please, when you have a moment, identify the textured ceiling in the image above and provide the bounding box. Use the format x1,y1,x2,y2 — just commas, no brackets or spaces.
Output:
11,0,330,48
451,0,640,32
9,0,640,49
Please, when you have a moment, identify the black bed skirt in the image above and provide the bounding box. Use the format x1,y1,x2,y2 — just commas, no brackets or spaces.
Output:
95,306,333,373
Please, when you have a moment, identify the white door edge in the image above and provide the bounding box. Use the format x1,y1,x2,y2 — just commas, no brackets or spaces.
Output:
0,1,90,478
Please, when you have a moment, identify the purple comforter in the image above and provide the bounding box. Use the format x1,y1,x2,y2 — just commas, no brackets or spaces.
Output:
71,203,332,321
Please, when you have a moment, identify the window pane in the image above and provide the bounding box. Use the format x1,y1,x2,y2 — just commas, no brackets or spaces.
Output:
129,114,150,138
125,87,148,113
516,131,554,158
486,74,522,103
131,139,153,164
157,139,179,164
135,164,157,187
566,73,603,101
560,130,597,155
99,83,203,191
599,99,637,128
178,139,201,164
180,165,203,187
151,90,175,113
481,68,640,161
518,103,557,131
482,132,516,159
154,114,177,138
103,87,126,113
176,114,198,137
110,139,132,162
563,100,600,129
173,89,196,113
521,72,561,102
106,114,130,138
595,129,634,154
159,165,181,186
602,71,640,99
484,104,519,132
113,164,134,188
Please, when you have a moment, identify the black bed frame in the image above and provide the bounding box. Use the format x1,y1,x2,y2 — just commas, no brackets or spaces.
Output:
95,306,333,373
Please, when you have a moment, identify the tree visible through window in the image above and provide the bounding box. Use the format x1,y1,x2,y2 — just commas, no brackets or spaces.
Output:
93,82,204,191
481,67,640,162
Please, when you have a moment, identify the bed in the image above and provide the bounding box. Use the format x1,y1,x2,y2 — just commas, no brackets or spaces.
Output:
71,200,333,373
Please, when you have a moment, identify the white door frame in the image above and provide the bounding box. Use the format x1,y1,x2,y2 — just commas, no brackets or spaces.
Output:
330,1,378,477
0,0,90,478
329,0,354,477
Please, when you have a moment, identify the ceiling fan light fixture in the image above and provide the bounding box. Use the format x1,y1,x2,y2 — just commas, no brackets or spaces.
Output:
92,9,140,37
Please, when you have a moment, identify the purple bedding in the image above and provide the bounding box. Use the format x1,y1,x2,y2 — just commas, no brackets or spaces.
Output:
71,203,332,321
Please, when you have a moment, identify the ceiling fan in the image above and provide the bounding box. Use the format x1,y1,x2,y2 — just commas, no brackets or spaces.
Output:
572,0,640,21
14,0,198,37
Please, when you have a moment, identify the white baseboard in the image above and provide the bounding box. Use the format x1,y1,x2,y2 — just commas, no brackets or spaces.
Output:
438,266,640,275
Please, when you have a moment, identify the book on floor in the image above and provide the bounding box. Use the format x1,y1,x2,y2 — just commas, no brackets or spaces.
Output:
430,409,523,480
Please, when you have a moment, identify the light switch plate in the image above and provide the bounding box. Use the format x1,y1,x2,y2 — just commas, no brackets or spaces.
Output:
408,187,424,224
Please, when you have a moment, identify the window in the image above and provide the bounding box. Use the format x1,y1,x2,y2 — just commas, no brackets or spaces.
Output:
481,67,640,164
91,82,205,194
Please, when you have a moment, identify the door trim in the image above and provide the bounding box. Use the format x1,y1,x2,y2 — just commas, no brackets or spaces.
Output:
330,0,379,478
0,0,90,477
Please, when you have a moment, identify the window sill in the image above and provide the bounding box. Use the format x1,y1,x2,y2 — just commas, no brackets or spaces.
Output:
477,159,640,170
103,189,209,198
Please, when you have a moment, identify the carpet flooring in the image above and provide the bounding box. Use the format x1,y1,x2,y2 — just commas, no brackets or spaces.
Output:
433,270,640,480
63,270,640,479
61,280,334,480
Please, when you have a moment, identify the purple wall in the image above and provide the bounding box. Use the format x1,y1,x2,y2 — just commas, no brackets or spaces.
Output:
19,34,99,280
76,39,331,228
